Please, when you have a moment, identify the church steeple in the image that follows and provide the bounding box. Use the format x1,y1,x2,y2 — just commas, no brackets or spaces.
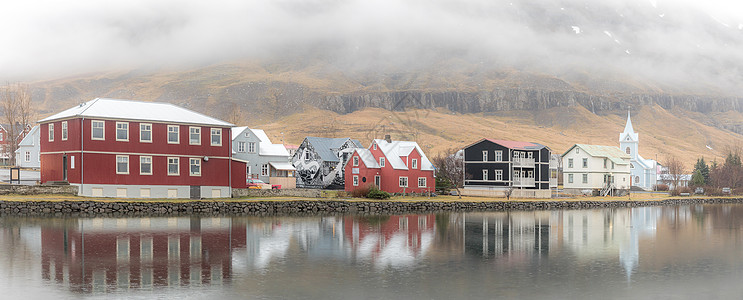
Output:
623,111,634,135
619,110,639,142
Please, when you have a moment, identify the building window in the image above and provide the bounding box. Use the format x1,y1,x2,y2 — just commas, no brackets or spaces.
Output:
380,157,386,167
24,151,30,162
495,151,502,162
635,176,640,184
167,125,179,144
626,147,631,154
418,177,427,188
528,170,533,178
237,142,246,152
249,142,256,153
582,158,588,168
261,164,269,176
189,127,201,145
140,123,152,142
399,176,408,187
61,121,68,140
91,120,104,140
140,156,152,175
576,148,580,154
603,158,608,168
373,143,377,150
528,152,533,159
303,150,310,160
568,158,573,168
168,157,179,175
353,156,359,166
612,162,615,169
411,159,417,169
482,151,488,162
482,169,488,181
116,122,128,141
582,174,588,183
495,170,503,181
211,128,222,146
568,174,574,183
0,132,3,141
190,158,201,176
353,175,359,186
116,155,129,174
48,124,54,141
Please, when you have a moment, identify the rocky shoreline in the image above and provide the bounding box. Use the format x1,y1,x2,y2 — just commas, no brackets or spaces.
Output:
2,197,743,217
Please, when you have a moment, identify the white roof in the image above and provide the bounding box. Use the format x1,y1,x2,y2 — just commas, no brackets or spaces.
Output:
260,143,290,157
38,98,234,127
231,126,289,157
17,125,39,146
356,148,381,168
373,139,434,171
269,161,296,171
250,129,271,143
232,126,249,140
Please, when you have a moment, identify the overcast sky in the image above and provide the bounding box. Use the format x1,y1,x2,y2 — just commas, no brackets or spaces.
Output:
2,0,742,92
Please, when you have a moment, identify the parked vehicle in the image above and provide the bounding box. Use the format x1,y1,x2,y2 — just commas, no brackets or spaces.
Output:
247,179,281,189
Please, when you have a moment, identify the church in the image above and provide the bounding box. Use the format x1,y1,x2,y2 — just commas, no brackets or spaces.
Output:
619,111,659,191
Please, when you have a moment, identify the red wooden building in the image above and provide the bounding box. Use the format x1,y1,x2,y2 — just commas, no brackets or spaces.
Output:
38,98,247,198
344,135,435,194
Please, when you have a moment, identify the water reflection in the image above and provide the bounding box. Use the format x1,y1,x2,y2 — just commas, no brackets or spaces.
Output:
3,204,743,298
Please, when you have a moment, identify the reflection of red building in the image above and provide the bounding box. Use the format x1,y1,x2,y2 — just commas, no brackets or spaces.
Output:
40,217,246,293
343,214,436,262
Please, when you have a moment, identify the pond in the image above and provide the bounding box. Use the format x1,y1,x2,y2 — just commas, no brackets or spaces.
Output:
2,204,743,299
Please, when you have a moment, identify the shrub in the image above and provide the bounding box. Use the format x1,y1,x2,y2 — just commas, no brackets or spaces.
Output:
654,184,669,191
367,186,391,199
670,186,692,196
335,191,350,198
350,185,371,198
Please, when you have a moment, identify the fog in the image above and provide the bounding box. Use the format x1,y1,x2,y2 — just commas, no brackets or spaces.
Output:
1,0,742,94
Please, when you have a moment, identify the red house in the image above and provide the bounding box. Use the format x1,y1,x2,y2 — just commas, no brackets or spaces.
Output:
38,98,247,198
344,135,434,194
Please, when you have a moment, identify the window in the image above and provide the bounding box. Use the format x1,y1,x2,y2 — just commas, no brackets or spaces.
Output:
411,159,417,169
61,121,68,140
418,177,427,188
353,156,359,166
399,176,408,187
626,147,631,154
211,128,222,146
48,124,54,141
189,127,201,145
495,151,502,162
582,174,588,183
167,125,179,144
635,176,640,183
528,152,533,159
249,142,256,153
513,170,520,178
373,143,377,150
612,162,615,169
380,157,386,167
140,156,152,175
237,142,246,152
582,158,588,168
568,158,573,168
568,174,574,183
576,148,580,154
140,123,152,142
168,157,179,175
190,158,201,176
603,158,607,168
261,164,269,176
353,175,359,186
0,132,3,141
24,151,30,162
116,155,129,174
482,151,488,162
482,169,488,181
91,120,104,140
116,122,128,141
528,170,533,178
495,170,503,181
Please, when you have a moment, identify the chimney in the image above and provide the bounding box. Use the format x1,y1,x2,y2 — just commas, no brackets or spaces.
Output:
384,134,392,143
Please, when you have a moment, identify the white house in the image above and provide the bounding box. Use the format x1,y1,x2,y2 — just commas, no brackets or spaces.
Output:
232,126,296,189
619,112,658,191
15,125,40,168
562,144,631,196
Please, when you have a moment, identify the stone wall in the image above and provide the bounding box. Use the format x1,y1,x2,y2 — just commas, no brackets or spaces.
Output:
2,197,743,217
0,185,78,195
232,188,323,198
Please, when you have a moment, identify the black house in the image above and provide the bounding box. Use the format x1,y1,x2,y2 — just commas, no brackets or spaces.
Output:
463,139,557,195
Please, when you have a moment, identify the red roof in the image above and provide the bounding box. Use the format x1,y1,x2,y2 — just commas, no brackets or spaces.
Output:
484,139,546,150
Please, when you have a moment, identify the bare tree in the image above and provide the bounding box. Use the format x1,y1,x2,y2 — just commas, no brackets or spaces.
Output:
226,103,244,126
431,149,465,198
2,83,33,166
664,155,687,190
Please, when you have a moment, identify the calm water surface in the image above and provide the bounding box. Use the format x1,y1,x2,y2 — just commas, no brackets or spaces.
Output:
2,204,743,299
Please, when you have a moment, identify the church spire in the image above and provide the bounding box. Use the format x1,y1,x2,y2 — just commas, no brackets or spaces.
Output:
623,110,634,135
619,110,639,142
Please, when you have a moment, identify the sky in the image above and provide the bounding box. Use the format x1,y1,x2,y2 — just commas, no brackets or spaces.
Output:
1,0,742,93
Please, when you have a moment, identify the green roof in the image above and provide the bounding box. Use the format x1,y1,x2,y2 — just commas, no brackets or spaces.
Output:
563,144,630,165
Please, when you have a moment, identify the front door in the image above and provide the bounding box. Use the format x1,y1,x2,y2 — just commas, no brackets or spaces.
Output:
62,155,68,181
190,186,201,199
374,175,381,187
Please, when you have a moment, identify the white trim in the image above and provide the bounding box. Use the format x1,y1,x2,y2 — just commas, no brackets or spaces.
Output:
116,155,129,174
48,123,54,142
140,156,153,175
167,125,179,144
167,157,180,176
353,156,359,166
353,175,359,186
139,123,152,143
411,158,417,169
418,177,426,188
61,121,68,141
189,126,201,145
91,120,105,140
40,150,231,160
210,128,222,146
116,122,129,142
399,176,408,188
189,158,201,176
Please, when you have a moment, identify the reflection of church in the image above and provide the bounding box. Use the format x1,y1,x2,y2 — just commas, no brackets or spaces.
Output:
620,111,658,190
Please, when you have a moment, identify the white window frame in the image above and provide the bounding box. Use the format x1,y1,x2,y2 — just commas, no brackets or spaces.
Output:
249,142,256,153
116,122,129,141
495,170,503,181
528,152,533,159
190,158,201,176
495,150,502,162
568,174,574,183
140,123,152,143
237,142,246,152
568,158,573,168
48,123,54,142
167,157,179,176
482,150,488,162
582,173,588,183
167,125,179,144
483,169,488,181
261,164,269,176
418,177,426,188
353,156,359,166
353,175,359,186
399,176,408,188
116,155,129,174
24,151,30,162
582,158,588,168
528,170,533,178
411,159,417,169
211,128,222,146
140,156,153,175
91,120,105,140
380,157,386,167
189,126,201,145
61,121,68,141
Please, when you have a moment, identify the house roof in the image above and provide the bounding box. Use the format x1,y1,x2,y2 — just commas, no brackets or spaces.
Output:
373,139,434,171
232,126,289,157
483,139,548,150
305,137,363,162
38,98,234,127
231,126,249,141
354,148,381,168
269,161,296,171
563,144,630,165
17,125,39,147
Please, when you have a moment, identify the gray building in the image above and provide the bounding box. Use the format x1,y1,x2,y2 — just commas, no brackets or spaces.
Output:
232,126,296,189
292,137,363,189
15,125,40,169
